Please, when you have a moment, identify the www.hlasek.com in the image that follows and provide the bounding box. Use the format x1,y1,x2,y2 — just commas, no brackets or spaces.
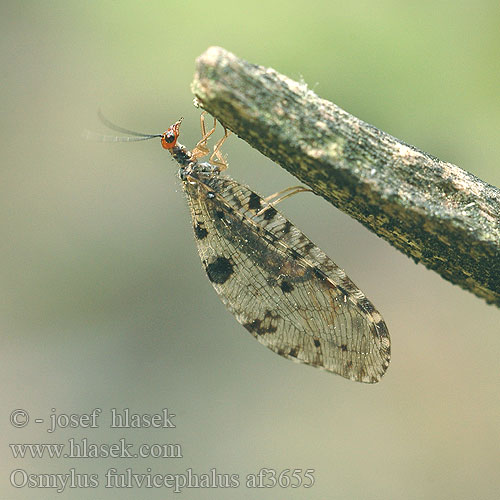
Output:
10,467,315,493
10,438,182,459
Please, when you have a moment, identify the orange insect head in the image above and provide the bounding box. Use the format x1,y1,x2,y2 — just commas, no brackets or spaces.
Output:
161,118,183,150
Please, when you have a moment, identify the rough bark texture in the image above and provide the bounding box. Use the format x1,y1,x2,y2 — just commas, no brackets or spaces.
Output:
191,46,500,308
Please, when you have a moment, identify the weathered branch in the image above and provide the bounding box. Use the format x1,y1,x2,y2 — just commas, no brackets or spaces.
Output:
191,46,500,308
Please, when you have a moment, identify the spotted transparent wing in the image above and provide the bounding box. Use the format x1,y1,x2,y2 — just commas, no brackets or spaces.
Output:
182,172,390,383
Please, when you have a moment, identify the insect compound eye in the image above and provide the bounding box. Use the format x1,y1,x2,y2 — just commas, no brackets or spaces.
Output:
161,119,182,150
161,128,179,150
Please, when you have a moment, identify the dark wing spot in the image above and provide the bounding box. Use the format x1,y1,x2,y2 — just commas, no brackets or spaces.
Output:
263,206,277,220
215,210,224,219
194,223,208,240
243,319,261,333
341,344,348,352
375,319,390,340
360,299,375,314
302,241,315,253
248,192,262,211
289,347,299,358
283,221,292,234
206,256,234,284
280,280,294,293
263,309,277,319
230,193,243,208
243,318,277,336
313,338,321,348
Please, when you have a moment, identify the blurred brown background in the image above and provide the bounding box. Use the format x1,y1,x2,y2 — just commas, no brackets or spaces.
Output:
1,1,499,499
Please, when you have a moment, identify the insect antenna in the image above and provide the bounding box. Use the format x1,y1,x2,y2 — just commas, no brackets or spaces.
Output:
97,109,161,137
82,109,163,143
82,130,162,142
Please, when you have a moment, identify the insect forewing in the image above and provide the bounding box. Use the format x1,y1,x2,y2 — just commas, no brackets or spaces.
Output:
183,172,390,383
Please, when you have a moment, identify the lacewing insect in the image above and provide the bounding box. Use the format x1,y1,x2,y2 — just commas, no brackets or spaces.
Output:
86,111,390,383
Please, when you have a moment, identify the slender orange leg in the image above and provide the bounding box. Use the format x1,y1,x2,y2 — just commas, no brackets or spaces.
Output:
191,112,217,161
263,186,312,204
208,126,231,171
256,186,313,216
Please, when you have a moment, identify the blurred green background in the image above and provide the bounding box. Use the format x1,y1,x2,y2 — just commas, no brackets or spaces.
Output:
1,1,499,499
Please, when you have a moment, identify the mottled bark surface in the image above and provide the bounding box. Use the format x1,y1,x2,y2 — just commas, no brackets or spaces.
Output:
191,46,500,308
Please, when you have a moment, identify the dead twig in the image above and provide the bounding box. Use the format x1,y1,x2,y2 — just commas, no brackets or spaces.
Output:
191,46,500,308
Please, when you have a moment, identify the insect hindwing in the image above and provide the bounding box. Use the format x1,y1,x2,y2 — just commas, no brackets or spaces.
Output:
182,167,390,383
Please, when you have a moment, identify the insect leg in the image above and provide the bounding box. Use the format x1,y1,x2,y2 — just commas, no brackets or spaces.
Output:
191,111,218,161
263,186,313,203
256,186,313,216
209,126,231,172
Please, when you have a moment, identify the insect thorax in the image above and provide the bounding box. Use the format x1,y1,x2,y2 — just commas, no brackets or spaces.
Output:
179,160,222,182
170,144,192,169
169,142,222,182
